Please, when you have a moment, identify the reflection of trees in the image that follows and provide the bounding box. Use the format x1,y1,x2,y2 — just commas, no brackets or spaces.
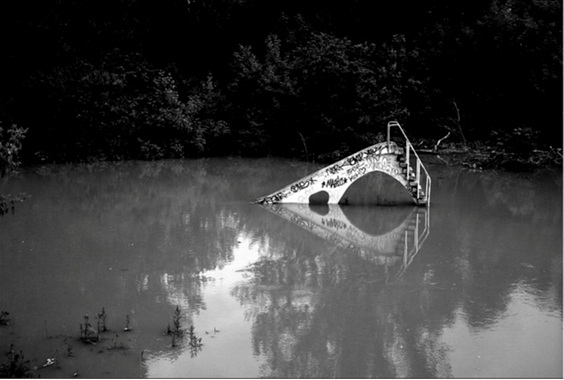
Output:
0,159,252,369
232,245,455,377
229,164,561,378
430,166,562,327
14,160,241,275
231,203,447,377
1,159,560,377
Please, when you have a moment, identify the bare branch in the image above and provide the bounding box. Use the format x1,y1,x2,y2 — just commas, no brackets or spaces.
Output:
434,131,451,152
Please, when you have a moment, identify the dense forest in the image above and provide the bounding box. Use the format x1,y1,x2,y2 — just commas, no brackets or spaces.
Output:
0,0,562,168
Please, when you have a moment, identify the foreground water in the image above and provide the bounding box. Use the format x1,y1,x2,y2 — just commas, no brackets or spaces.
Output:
0,157,561,378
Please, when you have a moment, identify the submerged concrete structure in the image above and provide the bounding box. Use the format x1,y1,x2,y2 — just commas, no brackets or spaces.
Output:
255,121,431,206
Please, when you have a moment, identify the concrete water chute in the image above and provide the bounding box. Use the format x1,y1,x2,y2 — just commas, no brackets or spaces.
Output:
255,121,431,206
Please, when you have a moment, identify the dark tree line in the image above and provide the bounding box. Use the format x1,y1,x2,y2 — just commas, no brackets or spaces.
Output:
0,0,561,164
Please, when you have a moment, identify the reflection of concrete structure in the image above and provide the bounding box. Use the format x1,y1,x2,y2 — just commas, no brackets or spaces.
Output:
260,203,430,282
256,121,431,206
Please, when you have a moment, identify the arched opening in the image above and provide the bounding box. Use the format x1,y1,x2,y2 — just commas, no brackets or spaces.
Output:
340,171,413,206
309,190,329,205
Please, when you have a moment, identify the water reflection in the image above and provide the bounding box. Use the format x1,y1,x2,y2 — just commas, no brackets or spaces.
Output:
228,204,442,377
0,159,561,378
260,203,430,283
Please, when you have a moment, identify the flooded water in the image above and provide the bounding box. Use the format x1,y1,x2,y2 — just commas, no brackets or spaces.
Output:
0,157,562,378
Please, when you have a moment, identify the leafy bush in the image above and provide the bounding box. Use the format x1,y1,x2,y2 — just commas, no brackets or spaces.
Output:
0,122,26,176
0,0,560,165
21,52,223,162
227,31,413,160
0,122,27,216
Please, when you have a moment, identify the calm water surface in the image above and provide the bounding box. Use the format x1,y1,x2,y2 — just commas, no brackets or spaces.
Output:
0,157,562,378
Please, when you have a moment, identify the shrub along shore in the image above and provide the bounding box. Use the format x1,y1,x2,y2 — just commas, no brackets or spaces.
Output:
0,0,562,170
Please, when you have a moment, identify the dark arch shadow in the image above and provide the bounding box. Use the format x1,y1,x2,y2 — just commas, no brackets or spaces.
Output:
309,190,330,205
340,171,414,206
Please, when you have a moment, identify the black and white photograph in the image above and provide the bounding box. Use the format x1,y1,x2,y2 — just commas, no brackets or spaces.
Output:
0,1,562,378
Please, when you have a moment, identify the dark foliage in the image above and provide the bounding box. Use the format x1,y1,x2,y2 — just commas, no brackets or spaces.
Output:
0,122,27,216
0,345,34,378
0,0,561,164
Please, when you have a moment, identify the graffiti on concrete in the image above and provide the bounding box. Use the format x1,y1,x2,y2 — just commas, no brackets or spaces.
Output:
365,155,403,177
326,164,343,176
346,166,366,181
259,190,290,204
255,137,429,205
291,177,316,193
322,176,348,189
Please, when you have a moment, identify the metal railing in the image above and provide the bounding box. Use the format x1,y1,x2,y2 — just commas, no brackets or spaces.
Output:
386,121,431,206
389,207,430,283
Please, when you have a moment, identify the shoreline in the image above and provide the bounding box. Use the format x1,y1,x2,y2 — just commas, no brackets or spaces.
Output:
416,144,563,172
11,142,564,174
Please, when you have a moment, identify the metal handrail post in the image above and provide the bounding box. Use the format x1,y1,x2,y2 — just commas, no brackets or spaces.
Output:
386,123,391,151
387,120,431,207
403,231,408,266
405,140,410,181
416,160,421,191
429,177,432,206
415,213,419,249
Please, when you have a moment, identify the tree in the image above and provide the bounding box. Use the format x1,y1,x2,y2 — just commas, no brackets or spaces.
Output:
19,52,215,162
0,122,26,216
227,30,413,160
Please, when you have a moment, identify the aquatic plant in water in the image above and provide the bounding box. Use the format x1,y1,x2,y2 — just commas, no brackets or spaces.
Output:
124,314,131,332
0,311,10,325
172,305,182,335
0,344,34,378
163,305,205,353
166,305,184,347
98,307,108,332
188,325,203,357
79,315,99,343
66,341,74,357
166,306,183,336
108,333,127,350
